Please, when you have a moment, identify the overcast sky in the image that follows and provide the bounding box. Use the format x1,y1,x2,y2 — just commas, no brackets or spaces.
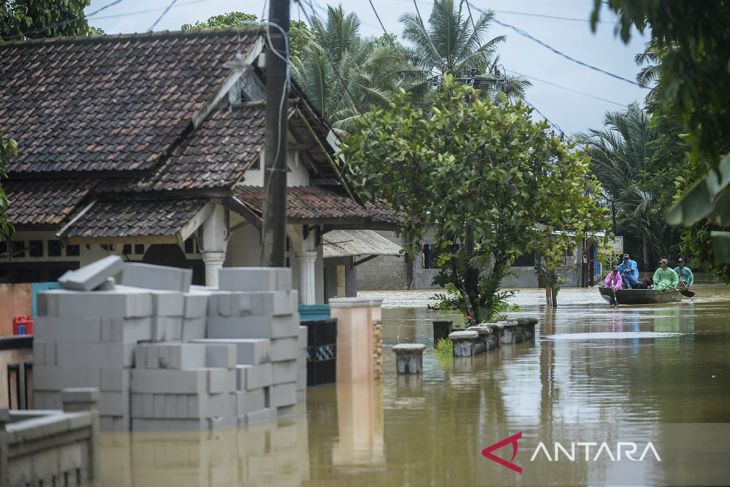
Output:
86,0,650,135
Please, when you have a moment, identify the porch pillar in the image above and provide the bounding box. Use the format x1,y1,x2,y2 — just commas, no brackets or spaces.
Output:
298,249,318,304
202,205,227,288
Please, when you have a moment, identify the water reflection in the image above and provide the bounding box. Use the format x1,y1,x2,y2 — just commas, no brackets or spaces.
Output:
98,287,730,486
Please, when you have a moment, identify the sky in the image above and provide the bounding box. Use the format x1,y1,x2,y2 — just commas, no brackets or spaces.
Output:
85,0,651,135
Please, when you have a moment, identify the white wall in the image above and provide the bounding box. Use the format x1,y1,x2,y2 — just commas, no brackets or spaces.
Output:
239,150,309,187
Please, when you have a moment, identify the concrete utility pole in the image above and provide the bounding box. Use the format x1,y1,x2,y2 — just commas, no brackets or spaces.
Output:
261,0,290,267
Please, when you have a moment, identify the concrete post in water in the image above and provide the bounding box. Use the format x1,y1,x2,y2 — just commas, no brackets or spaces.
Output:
330,297,374,383
393,344,426,374
449,330,479,357
501,321,522,344
62,387,100,486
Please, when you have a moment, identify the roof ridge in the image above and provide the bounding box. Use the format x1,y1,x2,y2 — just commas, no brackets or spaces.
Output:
0,28,263,48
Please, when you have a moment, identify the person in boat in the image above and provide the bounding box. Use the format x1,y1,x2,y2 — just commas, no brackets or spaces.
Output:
618,253,639,288
652,259,679,290
603,267,623,291
674,258,694,288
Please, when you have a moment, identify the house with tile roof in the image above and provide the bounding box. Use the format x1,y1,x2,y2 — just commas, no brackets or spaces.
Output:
0,29,399,303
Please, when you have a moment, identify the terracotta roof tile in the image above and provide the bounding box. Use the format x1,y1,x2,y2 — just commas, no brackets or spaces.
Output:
59,198,207,240
3,179,96,225
0,30,261,175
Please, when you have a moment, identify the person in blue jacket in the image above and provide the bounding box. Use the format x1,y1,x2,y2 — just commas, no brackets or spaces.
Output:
617,253,639,288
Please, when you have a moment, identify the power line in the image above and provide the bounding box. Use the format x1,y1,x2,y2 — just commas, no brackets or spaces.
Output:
467,2,642,87
147,0,179,32
492,9,612,24
87,0,124,17
522,98,565,135
507,69,629,107
294,0,314,27
9,0,126,39
368,0,390,37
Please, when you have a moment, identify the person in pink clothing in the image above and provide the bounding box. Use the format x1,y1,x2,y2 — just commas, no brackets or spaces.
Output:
603,267,623,291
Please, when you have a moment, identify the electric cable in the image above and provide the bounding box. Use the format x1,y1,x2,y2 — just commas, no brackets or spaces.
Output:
147,0,179,32
507,69,629,107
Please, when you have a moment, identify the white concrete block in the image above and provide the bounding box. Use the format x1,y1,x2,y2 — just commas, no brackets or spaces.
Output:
130,369,207,394
56,342,135,368
297,363,306,391
219,267,292,292
151,316,183,342
101,317,153,343
197,393,236,418
58,255,123,291
33,391,62,409
100,368,130,392
41,288,153,318
33,366,101,390
131,418,208,432
271,383,297,408
234,389,266,415
207,292,252,317
100,391,129,416
33,316,102,343
206,315,298,339
245,291,295,317
32,341,56,366
207,369,235,394
272,360,298,385
272,315,299,338
204,343,237,370
270,337,299,362
298,326,308,348
237,363,273,391
100,416,129,432
134,343,207,370
191,338,270,365
183,293,209,318
121,262,192,292
181,317,206,340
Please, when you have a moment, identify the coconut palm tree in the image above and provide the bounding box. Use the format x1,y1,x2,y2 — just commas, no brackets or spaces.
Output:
292,6,416,131
400,0,528,98
577,104,678,267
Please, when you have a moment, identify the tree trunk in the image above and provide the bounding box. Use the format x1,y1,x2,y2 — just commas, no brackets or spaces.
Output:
642,236,650,271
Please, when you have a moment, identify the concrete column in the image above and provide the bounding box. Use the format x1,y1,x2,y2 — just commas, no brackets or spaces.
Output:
298,250,317,305
202,205,227,288
330,297,374,383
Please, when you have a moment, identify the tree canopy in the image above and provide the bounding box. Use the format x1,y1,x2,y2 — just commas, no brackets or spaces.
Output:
1,0,93,41
341,77,608,322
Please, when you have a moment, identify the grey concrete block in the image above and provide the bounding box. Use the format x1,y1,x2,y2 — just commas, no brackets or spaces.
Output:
149,290,185,317
197,393,236,418
218,267,292,292
234,389,265,415
100,368,130,392
33,391,62,409
134,343,207,370
121,262,192,292
100,391,129,416
130,369,207,394
183,293,209,319
203,343,237,370
245,407,276,425
100,415,130,432
248,291,295,317
101,317,153,343
33,316,102,343
271,383,297,408
206,315,299,339
61,387,100,403
33,341,57,366
270,337,299,362
207,369,235,394
237,363,273,391
131,418,208,432
58,255,123,291
42,288,153,318
272,360,298,385
297,364,306,391
277,404,297,418
182,317,207,340
297,389,306,403
96,277,116,291
298,326,308,349
272,315,299,338
191,338,270,365
56,342,135,368
206,292,252,318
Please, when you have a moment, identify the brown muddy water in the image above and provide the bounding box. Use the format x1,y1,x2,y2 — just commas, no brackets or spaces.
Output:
100,285,730,486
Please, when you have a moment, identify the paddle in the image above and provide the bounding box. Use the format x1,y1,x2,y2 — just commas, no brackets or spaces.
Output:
679,288,695,298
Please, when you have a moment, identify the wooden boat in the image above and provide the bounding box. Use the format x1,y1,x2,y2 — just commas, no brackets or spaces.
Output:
599,287,684,305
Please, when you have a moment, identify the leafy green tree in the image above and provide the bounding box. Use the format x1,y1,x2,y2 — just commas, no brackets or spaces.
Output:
0,134,15,238
341,77,608,322
1,0,93,41
181,11,312,61
400,0,528,98
293,5,416,131
578,104,683,268
591,0,730,266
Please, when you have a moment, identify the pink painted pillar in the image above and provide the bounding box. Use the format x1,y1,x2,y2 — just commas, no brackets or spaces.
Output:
330,297,374,383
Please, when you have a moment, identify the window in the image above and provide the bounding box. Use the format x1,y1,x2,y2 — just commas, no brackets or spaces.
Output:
134,244,145,255
0,240,7,256
512,253,536,267
29,240,43,257
48,240,62,257
12,241,24,258
123,244,132,255
184,238,195,254
66,244,80,257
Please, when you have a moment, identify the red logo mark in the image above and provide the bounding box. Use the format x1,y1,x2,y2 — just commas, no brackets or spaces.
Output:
481,432,523,474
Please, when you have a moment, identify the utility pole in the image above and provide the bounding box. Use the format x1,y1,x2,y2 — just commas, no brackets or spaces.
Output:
261,0,290,267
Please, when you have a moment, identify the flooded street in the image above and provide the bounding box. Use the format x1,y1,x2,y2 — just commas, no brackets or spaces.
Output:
100,285,730,486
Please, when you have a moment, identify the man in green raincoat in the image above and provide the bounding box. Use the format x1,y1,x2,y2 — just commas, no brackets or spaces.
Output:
652,259,679,290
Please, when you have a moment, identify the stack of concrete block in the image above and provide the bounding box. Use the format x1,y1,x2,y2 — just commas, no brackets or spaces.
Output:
130,342,239,431
33,256,155,431
211,268,301,418
297,326,307,401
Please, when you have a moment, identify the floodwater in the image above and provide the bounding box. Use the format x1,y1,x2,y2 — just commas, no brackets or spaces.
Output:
100,285,730,486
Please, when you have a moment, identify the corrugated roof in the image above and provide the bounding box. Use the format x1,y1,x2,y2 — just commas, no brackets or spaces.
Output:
323,230,402,258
